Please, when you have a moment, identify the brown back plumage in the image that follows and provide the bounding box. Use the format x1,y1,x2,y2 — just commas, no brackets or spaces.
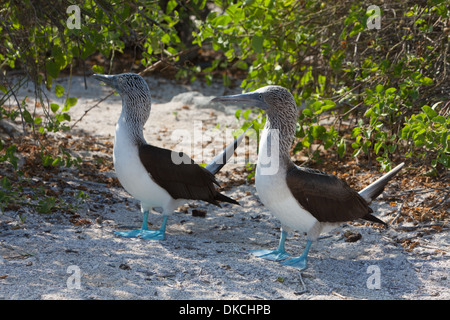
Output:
286,164,375,223
139,144,239,207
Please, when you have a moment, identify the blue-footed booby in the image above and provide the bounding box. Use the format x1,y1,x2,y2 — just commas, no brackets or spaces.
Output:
212,86,404,270
93,73,243,240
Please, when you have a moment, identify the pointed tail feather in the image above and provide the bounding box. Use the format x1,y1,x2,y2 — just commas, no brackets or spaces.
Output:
362,213,389,227
205,125,252,175
215,192,240,206
359,162,405,203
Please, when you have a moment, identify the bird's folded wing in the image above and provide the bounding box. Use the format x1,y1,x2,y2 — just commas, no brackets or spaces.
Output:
138,144,219,203
286,165,371,222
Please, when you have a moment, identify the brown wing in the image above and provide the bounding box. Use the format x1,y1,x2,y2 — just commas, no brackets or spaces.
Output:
286,165,372,223
139,144,238,206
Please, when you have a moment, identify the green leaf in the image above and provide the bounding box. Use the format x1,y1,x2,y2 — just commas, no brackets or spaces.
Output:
235,109,241,120
433,115,446,124
22,110,33,124
329,50,344,70
41,154,53,167
50,103,60,113
375,84,384,93
420,76,433,85
166,0,177,14
161,33,171,44
414,135,425,147
302,108,313,117
213,15,232,27
92,65,105,74
34,116,42,125
46,60,60,78
234,60,248,70
81,40,96,59
337,140,346,158
242,109,252,120
311,125,326,139
374,141,384,154
349,22,364,37
52,46,67,69
324,138,333,149
0,84,7,94
388,144,397,153
252,34,264,54
385,87,397,95
64,97,78,110
55,85,65,98
422,105,437,119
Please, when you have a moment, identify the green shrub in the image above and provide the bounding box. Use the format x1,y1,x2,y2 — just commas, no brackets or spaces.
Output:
195,0,449,171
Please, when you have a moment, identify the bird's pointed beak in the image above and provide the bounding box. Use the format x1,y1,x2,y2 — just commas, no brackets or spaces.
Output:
92,74,116,87
211,92,268,110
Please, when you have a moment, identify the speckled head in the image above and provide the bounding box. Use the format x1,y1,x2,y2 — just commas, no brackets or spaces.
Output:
93,73,152,142
94,72,151,112
212,85,298,138
93,73,151,98
212,85,295,112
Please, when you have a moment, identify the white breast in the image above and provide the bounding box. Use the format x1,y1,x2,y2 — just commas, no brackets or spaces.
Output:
113,117,182,213
255,129,318,233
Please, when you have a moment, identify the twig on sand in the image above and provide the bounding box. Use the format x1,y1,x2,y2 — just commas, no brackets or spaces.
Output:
294,273,308,295
71,91,115,129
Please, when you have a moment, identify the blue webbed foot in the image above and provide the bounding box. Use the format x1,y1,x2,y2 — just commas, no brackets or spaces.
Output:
251,230,290,261
250,249,290,261
280,240,312,270
281,256,308,270
114,229,165,240
115,213,168,241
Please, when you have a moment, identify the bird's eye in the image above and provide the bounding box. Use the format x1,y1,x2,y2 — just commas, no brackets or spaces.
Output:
259,94,263,100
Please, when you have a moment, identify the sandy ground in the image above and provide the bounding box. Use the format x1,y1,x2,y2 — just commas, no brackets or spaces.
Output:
0,75,448,300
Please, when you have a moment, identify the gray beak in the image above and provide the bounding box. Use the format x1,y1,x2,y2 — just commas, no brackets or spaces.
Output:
211,92,268,110
92,74,116,87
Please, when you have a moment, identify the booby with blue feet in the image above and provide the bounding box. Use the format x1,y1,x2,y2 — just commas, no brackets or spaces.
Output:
93,73,243,240
212,86,404,270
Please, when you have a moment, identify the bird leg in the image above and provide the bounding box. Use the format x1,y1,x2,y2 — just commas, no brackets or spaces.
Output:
281,240,312,270
250,230,291,261
114,211,168,240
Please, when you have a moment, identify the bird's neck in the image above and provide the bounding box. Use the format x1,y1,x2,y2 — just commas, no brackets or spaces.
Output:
258,113,296,170
116,97,151,147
